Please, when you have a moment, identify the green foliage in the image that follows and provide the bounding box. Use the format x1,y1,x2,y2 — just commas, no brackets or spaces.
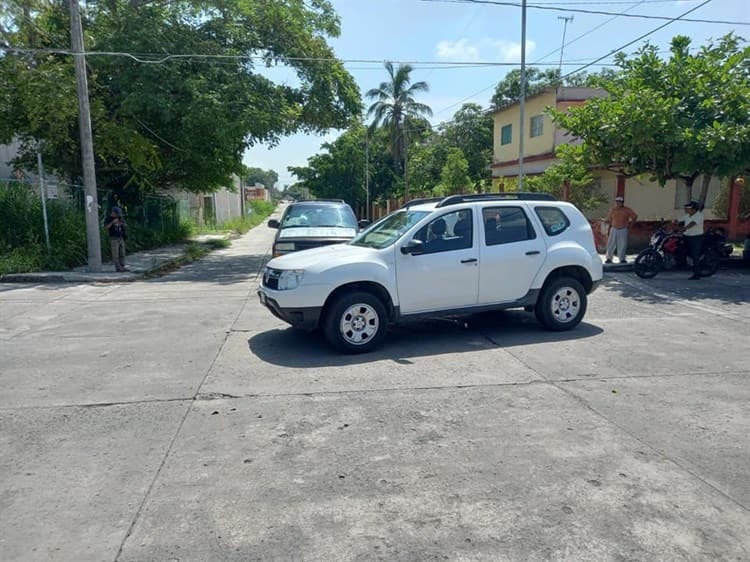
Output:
437,148,471,196
0,182,87,272
491,68,561,108
439,103,493,189
0,182,192,273
245,168,279,190
0,0,361,200
524,145,606,211
183,242,209,261
206,238,230,250
366,62,433,194
551,34,750,205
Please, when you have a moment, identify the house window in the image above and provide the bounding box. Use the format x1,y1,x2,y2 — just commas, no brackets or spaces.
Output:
530,115,544,138
501,124,512,145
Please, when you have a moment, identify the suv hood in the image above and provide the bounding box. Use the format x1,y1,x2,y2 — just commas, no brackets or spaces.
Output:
278,226,356,240
267,243,382,272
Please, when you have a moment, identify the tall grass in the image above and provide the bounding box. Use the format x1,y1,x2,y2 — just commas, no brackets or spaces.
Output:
0,182,192,274
0,182,87,273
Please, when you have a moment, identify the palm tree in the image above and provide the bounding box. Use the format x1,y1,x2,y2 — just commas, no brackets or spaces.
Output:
366,62,432,198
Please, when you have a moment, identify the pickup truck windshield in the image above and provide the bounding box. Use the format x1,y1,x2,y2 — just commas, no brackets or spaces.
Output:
351,210,429,249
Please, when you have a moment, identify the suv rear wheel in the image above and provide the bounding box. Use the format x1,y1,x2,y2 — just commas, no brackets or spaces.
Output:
323,291,387,353
536,277,587,331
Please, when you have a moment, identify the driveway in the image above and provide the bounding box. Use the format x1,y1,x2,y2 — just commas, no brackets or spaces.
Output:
1,219,749,561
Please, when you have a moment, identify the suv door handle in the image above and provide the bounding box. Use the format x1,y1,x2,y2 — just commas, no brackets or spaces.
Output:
461,258,478,264
525,251,541,256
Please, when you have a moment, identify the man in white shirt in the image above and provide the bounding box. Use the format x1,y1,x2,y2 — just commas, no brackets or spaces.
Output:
680,201,704,280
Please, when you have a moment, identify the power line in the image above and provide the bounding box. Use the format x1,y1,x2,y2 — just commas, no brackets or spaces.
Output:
532,0,647,64
419,0,747,26
0,46,620,67
560,0,714,78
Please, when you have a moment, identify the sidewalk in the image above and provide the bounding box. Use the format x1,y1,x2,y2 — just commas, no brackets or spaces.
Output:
0,234,228,284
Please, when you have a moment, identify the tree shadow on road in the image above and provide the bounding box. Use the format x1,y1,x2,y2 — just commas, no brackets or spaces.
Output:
146,253,267,286
248,311,603,368
603,270,750,307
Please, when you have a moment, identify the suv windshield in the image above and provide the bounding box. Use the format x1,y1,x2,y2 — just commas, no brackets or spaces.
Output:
351,209,430,249
281,204,357,229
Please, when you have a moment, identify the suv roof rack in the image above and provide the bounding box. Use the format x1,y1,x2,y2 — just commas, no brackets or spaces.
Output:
401,197,444,208
296,199,346,204
435,192,555,207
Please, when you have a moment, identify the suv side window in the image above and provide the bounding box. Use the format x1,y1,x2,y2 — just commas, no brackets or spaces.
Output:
483,206,536,246
413,210,473,253
535,206,570,236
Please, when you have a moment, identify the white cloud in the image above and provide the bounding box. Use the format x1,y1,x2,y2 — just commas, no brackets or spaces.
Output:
436,39,481,62
487,39,536,63
435,38,536,63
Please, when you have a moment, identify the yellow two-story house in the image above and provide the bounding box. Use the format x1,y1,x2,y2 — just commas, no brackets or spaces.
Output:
490,86,724,221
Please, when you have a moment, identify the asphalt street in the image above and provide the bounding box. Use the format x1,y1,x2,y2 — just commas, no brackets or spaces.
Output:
1,209,749,561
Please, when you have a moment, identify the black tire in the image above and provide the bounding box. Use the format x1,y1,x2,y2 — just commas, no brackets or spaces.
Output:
536,277,587,332
323,291,387,353
634,249,662,279
698,248,720,277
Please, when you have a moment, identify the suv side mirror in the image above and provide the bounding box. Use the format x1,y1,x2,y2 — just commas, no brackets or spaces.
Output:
267,219,280,229
400,239,424,255
358,219,371,230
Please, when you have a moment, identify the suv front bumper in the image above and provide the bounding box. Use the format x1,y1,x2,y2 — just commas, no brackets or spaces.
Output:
258,290,322,331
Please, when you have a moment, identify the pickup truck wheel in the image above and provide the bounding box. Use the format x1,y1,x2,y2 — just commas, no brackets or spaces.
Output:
323,291,387,353
536,277,587,331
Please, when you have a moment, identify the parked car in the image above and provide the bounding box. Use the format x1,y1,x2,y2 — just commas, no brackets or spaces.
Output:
259,193,603,353
267,200,369,257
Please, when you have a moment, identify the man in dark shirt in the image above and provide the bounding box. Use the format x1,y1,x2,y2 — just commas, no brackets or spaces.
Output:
103,206,129,272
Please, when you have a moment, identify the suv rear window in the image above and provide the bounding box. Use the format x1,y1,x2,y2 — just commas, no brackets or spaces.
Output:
535,207,570,236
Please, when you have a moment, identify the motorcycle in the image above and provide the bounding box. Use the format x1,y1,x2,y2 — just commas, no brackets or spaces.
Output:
634,222,726,279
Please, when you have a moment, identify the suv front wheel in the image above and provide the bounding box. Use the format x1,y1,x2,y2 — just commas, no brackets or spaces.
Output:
323,291,388,353
535,277,587,331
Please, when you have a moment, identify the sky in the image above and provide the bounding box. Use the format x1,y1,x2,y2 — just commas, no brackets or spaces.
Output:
243,0,749,188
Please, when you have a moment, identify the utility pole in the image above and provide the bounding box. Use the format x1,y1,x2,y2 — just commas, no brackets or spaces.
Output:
518,0,527,190
68,0,102,271
557,15,574,76
36,151,51,251
364,127,370,220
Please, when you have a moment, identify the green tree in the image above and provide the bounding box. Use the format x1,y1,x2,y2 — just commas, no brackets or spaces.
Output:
245,168,279,190
437,148,471,196
288,126,367,208
0,0,361,202
524,144,605,211
366,61,433,198
491,67,560,108
440,103,493,190
552,35,750,206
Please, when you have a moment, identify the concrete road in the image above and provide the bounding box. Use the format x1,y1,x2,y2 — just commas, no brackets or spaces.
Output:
1,213,749,561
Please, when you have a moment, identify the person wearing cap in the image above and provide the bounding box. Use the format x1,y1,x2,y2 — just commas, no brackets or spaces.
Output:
679,200,704,280
605,196,638,264
103,206,129,272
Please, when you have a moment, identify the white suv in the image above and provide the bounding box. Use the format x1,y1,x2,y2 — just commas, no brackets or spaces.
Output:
258,193,603,353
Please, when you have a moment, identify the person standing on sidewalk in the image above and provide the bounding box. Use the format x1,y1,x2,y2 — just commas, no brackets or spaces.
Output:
103,206,129,272
679,200,705,280
605,196,638,264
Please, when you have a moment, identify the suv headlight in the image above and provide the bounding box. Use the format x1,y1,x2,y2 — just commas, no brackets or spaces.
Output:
277,269,305,290
275,242,295,252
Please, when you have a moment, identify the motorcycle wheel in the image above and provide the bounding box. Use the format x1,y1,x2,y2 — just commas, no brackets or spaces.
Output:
634,249,662,279
698,248,721,277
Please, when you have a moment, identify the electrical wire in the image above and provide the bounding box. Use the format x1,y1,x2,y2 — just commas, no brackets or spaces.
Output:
419,0,747,26
560,0,714,78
